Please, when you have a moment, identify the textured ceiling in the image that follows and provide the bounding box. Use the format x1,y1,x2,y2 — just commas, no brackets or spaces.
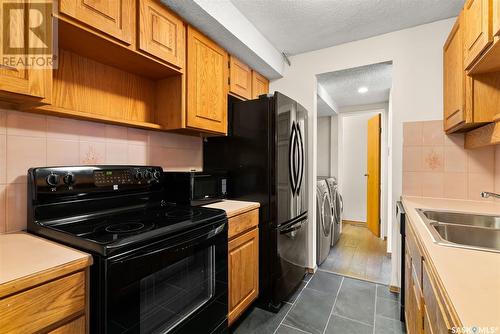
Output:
317,62,393,109
230,0,464,55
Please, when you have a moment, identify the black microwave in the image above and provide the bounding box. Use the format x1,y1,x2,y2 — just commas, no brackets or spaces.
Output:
163,171,228,206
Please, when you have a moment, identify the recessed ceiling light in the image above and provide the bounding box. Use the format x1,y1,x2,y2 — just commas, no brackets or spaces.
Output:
358,86,368,94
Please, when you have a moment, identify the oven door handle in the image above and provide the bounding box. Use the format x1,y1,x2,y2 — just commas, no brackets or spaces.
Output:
111,223,226,264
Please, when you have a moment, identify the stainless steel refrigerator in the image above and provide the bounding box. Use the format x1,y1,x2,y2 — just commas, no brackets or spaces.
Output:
203,92,308,311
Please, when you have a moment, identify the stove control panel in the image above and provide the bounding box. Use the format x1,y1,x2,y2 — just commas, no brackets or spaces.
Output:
29,166,164,195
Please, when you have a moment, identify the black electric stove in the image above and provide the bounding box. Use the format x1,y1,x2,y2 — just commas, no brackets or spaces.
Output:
27,166,229,334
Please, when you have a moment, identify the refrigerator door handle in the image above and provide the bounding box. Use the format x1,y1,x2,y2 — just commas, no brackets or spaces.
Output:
295,123,304,195
289,122,298,196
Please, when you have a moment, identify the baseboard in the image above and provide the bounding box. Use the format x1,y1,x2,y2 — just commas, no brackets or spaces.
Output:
389,285,400,293
342,220,366,226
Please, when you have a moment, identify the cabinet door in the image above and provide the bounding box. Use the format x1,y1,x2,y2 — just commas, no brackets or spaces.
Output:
229,56,252,100
404,246,415,334
0,1,51,101
412,266,424,334
60,0,134,45
186,26,228,134
251,71,269,99
422,262,453,334
48,316,85,334
443,15,465,132
138,0,185,69
464,0,493,68
228,227,259,325
494,0,500,37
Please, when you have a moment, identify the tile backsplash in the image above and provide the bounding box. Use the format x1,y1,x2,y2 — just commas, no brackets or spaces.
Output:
402,120,499,201
0,108,203,233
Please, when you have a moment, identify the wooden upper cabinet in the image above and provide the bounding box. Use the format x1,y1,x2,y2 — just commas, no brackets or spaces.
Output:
0,1,51,103
138,0,185,69
186,26,228,134
229,56,252,100
443,15,465,132
463,0,493,68
59,0,135,45
251,71,270,99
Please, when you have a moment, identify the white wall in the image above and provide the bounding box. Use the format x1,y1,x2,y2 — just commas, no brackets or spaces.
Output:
270,18,454,283
330,115,339,179
317,117,331,177
340,111,380,222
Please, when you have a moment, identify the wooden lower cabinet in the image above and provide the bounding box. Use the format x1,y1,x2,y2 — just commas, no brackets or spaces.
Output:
227,208,259,325
0,270,88,334
422,262,453,334
49,316,86,334
405,223,459,334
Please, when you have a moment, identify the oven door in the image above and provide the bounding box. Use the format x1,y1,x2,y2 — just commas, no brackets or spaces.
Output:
105,221,228,334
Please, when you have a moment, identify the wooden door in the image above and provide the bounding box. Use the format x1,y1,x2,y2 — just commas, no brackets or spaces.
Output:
228,228,259,325
251,71,269,99
138,0,185,69
463,0,492,68
229,56,252,100
60,0,134,45
443,15,465,132
366,114,381,237
186,26,228,134
0,0,51,101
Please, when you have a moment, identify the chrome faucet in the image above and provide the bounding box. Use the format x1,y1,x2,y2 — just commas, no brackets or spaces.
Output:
480,191,500,199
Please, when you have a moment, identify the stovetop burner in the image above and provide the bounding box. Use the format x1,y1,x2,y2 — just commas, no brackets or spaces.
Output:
43,202,226,251
104,222,146,234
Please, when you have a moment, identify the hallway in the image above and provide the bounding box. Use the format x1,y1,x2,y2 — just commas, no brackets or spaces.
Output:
232,270,405,334
320,223,392,285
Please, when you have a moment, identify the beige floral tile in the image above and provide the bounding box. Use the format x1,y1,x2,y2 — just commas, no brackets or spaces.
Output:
80,142,106,164
422,146,444,172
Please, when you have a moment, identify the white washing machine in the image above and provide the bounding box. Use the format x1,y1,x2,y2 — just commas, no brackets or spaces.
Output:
316,180,333,265
326,177,343,246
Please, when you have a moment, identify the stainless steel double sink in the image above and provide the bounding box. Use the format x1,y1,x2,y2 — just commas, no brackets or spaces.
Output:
416,209,500,253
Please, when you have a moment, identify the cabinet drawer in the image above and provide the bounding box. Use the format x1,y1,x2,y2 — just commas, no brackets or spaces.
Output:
423,261,453,334
228,209,259,239
0,271,86,334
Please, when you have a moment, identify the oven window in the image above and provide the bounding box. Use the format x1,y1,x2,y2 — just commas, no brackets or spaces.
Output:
108,246,215,333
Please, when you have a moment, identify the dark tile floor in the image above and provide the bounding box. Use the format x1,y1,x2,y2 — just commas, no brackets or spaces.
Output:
232,270,405,334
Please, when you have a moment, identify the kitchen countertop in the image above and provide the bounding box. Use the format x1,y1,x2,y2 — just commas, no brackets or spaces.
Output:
0,232,92,297
401,196,500,329
203,199,260,218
